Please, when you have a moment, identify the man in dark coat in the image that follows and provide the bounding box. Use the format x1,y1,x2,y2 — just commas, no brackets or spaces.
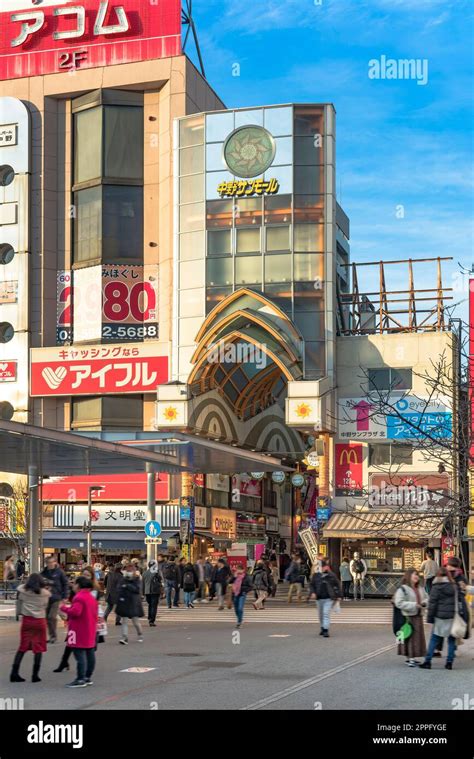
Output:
309,559,342,637
104,563,123,625
41,555,69,643
142,560,163,626
116,564,144,644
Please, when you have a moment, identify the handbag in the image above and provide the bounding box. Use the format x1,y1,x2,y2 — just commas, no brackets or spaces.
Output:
397,620,413,643
451,586,467,640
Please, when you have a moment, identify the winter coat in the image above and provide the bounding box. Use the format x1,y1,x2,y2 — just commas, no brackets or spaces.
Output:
16,586,50,619
142,569,163,596
41,565,68,602
181,564,199,592
213,564,231,588
162,561,179,585
204,561,214,582
230,574,253,597
286,561,303,583
310,571,342,600
253,568,269,591
393,584,428,617
105,569,123,604
115,577,144,619
339,562,352,582
60,589,98,649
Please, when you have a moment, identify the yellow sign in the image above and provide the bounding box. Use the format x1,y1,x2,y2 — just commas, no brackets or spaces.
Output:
217,178,279,198
468,517,474,538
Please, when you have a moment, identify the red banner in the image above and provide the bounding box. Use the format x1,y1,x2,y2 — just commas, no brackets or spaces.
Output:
41,473,169,503
30,344,168,396
0,0,182,81
335,443,363,497
0,361,17,382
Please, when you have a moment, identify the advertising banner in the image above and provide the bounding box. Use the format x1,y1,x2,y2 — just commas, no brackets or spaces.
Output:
338,396,452,441
30,343,168,396
0,361,17,382
54,503,148,529
211,508,236,538
369,472,450,510
57,271,73,343
0,0,182,81
41,473,170,503
231,474,262,498
207,475,230,493
0,280,18,304
335,443,363,497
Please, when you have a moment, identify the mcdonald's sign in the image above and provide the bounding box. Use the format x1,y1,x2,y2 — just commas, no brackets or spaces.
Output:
335,443,363,497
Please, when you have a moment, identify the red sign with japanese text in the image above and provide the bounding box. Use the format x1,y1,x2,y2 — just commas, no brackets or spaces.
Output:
335,443,363,497
0,361,17,382
0,0,182,81
30,343,168,396
41,473,169,502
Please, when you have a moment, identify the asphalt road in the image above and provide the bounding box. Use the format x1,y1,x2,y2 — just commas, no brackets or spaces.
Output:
0,613,473,711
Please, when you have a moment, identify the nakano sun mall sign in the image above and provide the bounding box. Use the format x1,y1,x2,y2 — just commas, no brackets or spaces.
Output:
0,0,182,80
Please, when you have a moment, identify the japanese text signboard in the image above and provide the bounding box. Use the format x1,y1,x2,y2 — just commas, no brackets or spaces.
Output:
335,443,363,497
338,396,452,441
30,343,168,396
0,0,182,81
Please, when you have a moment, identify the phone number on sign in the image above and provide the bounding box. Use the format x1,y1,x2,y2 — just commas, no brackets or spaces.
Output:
57,324,159,343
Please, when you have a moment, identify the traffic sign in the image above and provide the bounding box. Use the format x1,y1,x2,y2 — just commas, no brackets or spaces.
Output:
145,537,162,545
144,520,161,538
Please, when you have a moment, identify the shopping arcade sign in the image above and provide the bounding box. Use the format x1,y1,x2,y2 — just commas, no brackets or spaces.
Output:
0,0,182,80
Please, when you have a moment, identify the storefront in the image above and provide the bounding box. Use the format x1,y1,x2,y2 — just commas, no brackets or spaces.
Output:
207,507,236,559
323,511,445,597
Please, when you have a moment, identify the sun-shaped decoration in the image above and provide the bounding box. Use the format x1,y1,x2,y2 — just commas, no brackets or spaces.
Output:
163,406,179,422
223,126,276,178
295,402,312,419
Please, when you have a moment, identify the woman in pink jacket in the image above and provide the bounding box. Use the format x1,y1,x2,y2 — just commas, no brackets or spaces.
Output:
60,576,98,688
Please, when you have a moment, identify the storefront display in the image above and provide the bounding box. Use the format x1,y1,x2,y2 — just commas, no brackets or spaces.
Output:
341,539,425,597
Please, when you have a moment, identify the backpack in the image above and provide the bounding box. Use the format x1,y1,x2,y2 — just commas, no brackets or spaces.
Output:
254,571,267,590
353,559,365,574
183,570,195,587
150,573,162,594
163,563,178,581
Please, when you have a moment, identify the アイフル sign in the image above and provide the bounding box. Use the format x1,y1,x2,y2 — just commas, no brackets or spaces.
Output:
0,0,182,81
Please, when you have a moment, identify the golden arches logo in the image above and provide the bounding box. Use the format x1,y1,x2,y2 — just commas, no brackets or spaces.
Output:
339,448,359,466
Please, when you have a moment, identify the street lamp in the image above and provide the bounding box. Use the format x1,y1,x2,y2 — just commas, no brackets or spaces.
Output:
86,485,104,565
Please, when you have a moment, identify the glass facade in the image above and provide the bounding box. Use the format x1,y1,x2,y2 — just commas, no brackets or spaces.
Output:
177,105,330,379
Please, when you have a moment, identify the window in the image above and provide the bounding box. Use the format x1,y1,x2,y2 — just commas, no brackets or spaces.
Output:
206,112,235,143
265,254,291,283
208,230,232,256
264,106,293,137
180,145,204,175
235,197,262,227
237,228,260,254
180,288,204,318
294,136,322,165
180,202,205,234
264,195,291,225
266,226,290,252
368,368,413,392
180,260,204,289
103,106,143,181
236,255,261,285
206,287,233,313
294,107,324,136
274,137,292,165
207,257,233,286
180,116,204,148
294,253,324,282
369,444,413,466
294,282,324,312
71,396,143,431
206,142,225,172
73,186,102,263
294,195,324,223
180,230,205,261
101,186,143,261
180,174,204,204
74,107,102,185
294,166,324,195
294,223,324,252
206,199,234,229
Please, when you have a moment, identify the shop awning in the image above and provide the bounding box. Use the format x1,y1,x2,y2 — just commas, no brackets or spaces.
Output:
322,511,445,541
42,530,177,550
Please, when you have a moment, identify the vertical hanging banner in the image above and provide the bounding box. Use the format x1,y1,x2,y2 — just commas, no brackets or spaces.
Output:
335,443,363,497
0,0,182,81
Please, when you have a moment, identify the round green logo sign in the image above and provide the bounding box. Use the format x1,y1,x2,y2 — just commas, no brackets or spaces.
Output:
223,126,276,178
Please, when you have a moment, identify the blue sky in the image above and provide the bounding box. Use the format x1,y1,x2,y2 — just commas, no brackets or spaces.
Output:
187,0,474,321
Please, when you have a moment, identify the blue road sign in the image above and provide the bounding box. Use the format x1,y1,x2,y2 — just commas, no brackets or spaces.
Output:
144,521,162,538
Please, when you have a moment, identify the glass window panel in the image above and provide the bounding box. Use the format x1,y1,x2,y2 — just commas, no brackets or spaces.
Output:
369,444,390,466
392,445,413,465
294,253,324,282
368,369,390,391
294,223,324,252
206,171,234,200
392,368,412,390
294,136,322,165
180,116,204,147
235,109,264,128
294,312,325,341
266,226,290,252
207,257,233,286
264,283,293,314
206,199,234,229
232,369,248,391
180,202,205,234
264,194,292,225
206,142,225,172
266,164,292,194
102,186,143,260
294,194,324,223
294,283,324,312
265,254,291,283
264,106,293,136
206,287,232,314
208,229,232,256
73,186,102,263
236,255,262,285
305,341,326,376
206,112,235,142
273,137,293,166
180,173,204,204
294,165,324,195
180,260,204,289
180,145,204,175
180,317,202,345
237,228,261,254
235,197,262,227
180,288,204,318
180,230,205,261
223,381,239,403
104,106,143,181
74,107,102,185
294,107,324,136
